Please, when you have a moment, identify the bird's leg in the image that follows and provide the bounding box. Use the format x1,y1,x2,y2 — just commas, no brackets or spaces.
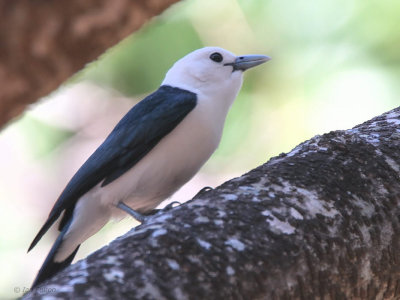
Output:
194,186,213,197
117,201,146,223
143,201,181,216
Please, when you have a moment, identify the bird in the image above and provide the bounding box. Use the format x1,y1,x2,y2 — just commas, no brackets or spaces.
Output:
28,47,270,288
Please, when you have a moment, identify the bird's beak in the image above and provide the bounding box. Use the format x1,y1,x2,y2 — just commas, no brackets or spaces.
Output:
226,55,271,71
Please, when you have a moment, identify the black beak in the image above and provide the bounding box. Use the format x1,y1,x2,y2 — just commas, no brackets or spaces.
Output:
225,54,271,71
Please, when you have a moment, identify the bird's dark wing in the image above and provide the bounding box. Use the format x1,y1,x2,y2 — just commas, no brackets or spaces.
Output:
28,85,197,251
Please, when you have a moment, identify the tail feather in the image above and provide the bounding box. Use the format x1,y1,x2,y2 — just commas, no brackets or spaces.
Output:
28,214,60,252
31,220,80,288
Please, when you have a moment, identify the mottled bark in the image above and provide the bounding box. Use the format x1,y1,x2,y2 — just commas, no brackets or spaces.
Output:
0,0,180,127
23,107,400,299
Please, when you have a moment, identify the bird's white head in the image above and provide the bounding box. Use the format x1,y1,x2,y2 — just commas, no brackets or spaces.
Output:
162,47,270,105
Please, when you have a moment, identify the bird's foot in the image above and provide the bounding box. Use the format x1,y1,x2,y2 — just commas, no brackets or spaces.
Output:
144,201,181,216
163,201,182,211
117,201,147,223
118,200,181,222
194,186,213,197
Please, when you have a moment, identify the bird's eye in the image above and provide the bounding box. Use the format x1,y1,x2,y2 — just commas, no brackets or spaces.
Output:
210,52,223,63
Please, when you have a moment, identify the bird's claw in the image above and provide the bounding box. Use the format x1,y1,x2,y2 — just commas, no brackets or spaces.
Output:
144,201,182,216
195,186,213,197
163,201,181,211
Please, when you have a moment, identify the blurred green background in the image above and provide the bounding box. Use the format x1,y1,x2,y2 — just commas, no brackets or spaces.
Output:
1,0,399,297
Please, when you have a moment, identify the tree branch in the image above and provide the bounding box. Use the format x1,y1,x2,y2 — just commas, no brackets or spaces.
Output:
23,106,400,299
0,0,180,128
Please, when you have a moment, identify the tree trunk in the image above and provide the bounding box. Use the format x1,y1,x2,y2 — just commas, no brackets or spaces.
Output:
23,107,400,299
0,0,180,127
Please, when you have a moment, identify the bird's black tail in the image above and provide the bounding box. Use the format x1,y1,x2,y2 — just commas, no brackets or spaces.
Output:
31,220,80,288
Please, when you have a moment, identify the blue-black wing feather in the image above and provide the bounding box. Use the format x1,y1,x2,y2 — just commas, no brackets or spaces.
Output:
31,218,79,288
28,85,197,251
